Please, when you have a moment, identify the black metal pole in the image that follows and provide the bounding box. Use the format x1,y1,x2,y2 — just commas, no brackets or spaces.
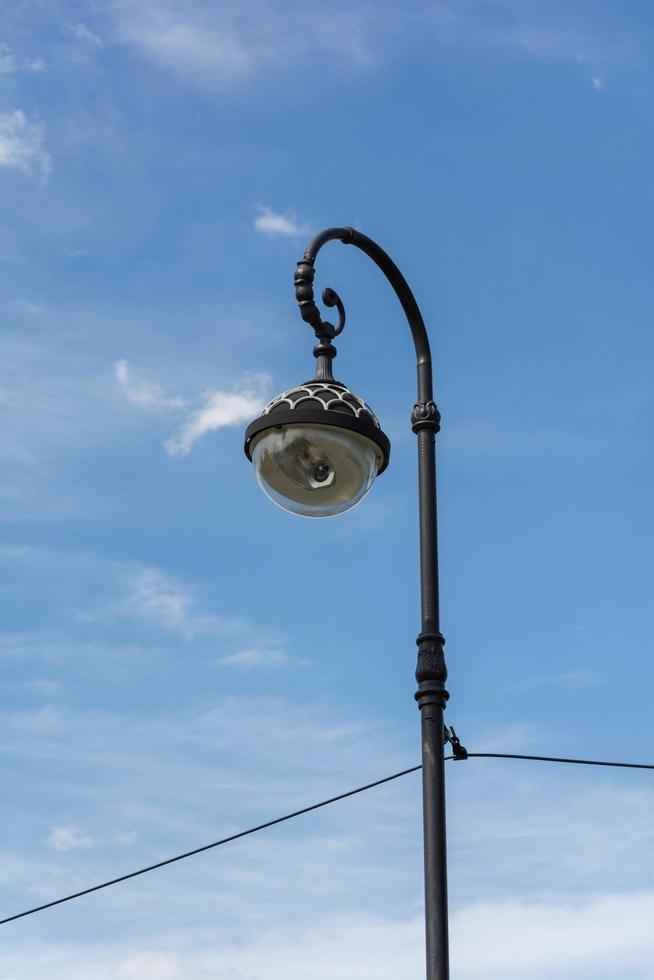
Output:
295,228,450,980
413,426,449,980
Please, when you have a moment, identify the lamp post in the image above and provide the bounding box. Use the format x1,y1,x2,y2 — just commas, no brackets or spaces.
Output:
244,227,450,980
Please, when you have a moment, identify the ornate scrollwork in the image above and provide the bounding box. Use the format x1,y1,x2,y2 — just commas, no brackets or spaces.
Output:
294,260,346,343
321,287,346,337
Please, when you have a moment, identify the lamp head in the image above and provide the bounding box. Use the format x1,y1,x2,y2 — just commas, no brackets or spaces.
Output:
244,380,390,518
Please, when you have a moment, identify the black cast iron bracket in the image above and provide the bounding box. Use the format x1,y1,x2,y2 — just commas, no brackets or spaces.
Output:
444,725,468,761
293,226,448,701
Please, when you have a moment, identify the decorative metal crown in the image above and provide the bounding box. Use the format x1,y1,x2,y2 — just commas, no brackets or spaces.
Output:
262,381,381,430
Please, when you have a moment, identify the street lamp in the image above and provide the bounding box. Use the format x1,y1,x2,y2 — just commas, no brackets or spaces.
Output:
244,227,450,980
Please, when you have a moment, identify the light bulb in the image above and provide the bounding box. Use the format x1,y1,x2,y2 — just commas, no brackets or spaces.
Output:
251,423,380,518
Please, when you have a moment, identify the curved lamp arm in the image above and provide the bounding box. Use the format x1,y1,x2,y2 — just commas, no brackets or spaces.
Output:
294,226,434,403
294,225,444,639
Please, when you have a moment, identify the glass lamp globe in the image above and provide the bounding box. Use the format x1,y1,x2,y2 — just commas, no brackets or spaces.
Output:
244,380,390,519
251,423,379,518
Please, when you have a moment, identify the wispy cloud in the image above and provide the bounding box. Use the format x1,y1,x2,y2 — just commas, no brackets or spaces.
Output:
0,110,51,179
46,824,135,852
0,43,15,74
74,560,230,641
70,23,104,48
0,43,45,75
47,826,94,851
453,892,654,978
125,567,205,639
425,1,631,70
118,952,181,979
216,647,289,668
4,895,654,979
12,298,41,316
115,360,269,455
114,359,186,410
118,11,251,86
0,546,267,653
254,206,311,239
164,375,269,456
111,2,377,90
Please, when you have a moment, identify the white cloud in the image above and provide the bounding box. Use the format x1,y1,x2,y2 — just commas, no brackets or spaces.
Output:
0,547,260,651
70,23,104,48
118,952,180,979
217,647,289,668
102,898,652,979
6,896,654,980
111,2,377,89
12,298,41,316
0,44,45,75
112,563,245,640
47,826,94,851
125,567,200,639
425,2,626,69
114,360,186,410
254,206,311,239
113,830,137,845
120,14,251,84
164,375,269,456
115,360,269,454
452,892,654,979
0,43,15,74
0,110,51,178
592,75,605,90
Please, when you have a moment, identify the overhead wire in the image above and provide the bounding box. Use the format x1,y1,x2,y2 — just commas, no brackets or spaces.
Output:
465,752,654,770
0,763,424,927
3,748,654,926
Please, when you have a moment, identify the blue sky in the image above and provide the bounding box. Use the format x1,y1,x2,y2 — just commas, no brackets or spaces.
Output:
1,1,654,977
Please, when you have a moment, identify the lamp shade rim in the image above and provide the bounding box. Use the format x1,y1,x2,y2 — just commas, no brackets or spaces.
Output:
244,408,390,474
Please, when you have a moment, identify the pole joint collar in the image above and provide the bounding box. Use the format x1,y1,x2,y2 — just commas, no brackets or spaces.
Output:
411,400,441,433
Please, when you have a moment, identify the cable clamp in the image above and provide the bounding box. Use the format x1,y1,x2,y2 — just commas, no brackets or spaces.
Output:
444,725,468,760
